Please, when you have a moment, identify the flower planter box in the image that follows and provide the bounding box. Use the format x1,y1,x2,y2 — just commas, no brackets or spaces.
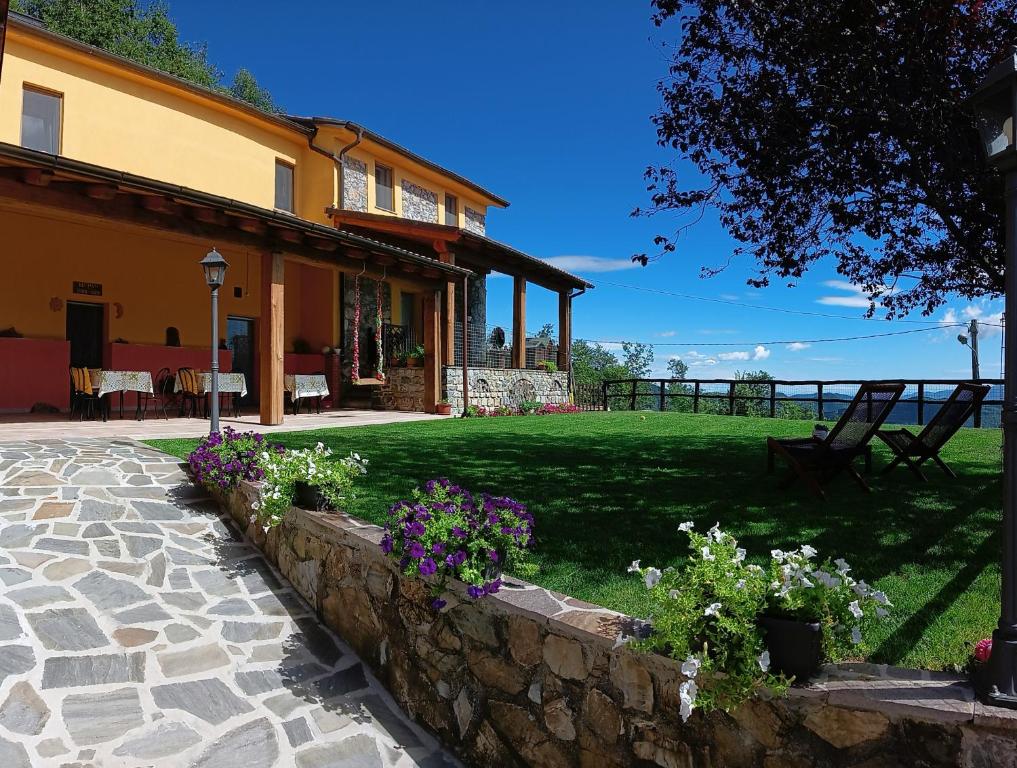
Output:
293,480,335,512
435,403,452,415
759,615,823,681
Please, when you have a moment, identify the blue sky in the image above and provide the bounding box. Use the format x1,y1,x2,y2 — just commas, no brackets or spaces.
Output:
171,1,1003,380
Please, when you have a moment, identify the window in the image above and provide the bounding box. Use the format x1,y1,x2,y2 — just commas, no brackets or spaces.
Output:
21,87,62,154
445,194,458,226
375,163,394,211
274,160,294,213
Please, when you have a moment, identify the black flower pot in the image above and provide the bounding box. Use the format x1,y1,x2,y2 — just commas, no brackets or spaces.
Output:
293,481,333,512
759,615,822,681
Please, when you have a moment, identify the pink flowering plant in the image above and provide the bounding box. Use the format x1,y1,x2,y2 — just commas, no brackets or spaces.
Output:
380,478,534,609
763,548,892,661
187,427,270,492
628,522,787,720
464,402,580,417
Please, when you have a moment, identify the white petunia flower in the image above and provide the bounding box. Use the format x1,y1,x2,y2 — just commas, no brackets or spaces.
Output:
735,579,746,590
678,521,694,532
834,558,851,574
668,589,679,600
704,602,721,617
853,580,870,597
848,600,864,619
800,577,814,589
627,560,641,574
872,590,891,606
801,544,818,559
679,679,697,722
875,607,888,619
851,626,863,644
644,568,662,590
771,549,785,561
681,656,700,679
758,650,771,672
734,548,746,563
701,547,715,562
708,522,724,543
746,564,763,574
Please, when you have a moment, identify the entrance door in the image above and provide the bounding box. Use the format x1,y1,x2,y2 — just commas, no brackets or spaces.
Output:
226,316,255,405
66,302,104,369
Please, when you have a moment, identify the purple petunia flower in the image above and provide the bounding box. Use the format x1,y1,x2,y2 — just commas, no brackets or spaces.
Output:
407,541,426,559
467,585,485,599
380,536,393,554
488,550,499,563
452,526,467,539
432,543,445,555
419,558,437,576
431,598,447,610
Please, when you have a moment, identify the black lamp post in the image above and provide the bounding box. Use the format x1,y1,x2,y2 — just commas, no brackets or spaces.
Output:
970,46,1017,708
200,247,228,434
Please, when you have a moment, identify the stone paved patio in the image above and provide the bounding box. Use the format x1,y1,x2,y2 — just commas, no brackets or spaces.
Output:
0,437,457,767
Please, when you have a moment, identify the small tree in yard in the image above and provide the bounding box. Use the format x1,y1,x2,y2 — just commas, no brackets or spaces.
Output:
639,1,1017,316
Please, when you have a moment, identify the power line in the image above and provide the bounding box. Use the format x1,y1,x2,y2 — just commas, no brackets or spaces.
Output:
576,324,964,348
594,280,1004,327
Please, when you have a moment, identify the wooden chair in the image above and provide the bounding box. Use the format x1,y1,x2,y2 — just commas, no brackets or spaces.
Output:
69,366,101,421
767,382,906,499
139,367,173,421
876,383,991,481
176,368,205,418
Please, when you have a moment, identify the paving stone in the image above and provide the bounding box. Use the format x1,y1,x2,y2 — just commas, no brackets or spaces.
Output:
6,585,73,609
113,627,158,647
165,623,200,643
113,602,173,624
112,521,161,534
80,523,113,538
313,664,370,700
0,566,32,586
134,501,187,521
0,605,23,642
0,734,31,768
6,469,64,487
42,558,92,581
151,679,254,725
99,561,145,577
77,500,123,521
157,643,230,677
162,592,207,611
36,737,69,758
93,540,121,558
112,721,201,759
62,687,144,745
42,652,145,688
0,524,43,548
191,717,278,768
166,547,214,566
295,734,383,768
33,502,73,520
52,522,80,536
236,663,326,695
169,532,206,551
10,551,56,568
28,608,108,650
34,537,90,556
168,569,192,589
122,535,163,559
263,692,306,719
360,693,423,748
193,569,242,597
73,468,120,485
249,643,287,663
0,499,34,513
0,680,48,736
283,717,314,748
254,591,308,617
127,474,153,486
294,617,344,667
147,552,167,588
222,621,284,643
73,571,149,611
208,598,255,616
310,706,353,734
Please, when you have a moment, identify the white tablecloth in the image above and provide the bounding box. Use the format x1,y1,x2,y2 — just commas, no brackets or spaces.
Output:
174,372,248,397
285,374,329,399
93,370,154,399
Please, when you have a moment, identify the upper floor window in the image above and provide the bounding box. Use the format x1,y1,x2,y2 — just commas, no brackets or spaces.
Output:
274,160,294,213
445,194,458,226
21,86,62,155
375,163,394,211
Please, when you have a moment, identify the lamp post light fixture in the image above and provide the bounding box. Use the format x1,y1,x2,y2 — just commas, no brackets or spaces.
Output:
200,247,228,435
970,46,1017,708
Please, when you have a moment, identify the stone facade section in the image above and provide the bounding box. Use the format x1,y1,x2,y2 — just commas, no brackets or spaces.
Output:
373,368,425,412
220,483,1017,768
401,180,438,223
464,206,486,235
443,367,569,414
342,156,368,212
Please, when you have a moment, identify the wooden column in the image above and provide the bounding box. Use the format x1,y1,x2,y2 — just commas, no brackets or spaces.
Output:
423,289,441,413
512,276,527,369
557,290,571,372
259,251,285,425
440,252,455,366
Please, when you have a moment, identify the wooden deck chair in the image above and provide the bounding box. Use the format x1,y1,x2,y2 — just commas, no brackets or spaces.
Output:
876,383,991,481
767,382,906,499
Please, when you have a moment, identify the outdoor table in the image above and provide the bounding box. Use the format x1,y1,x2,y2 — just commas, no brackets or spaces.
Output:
284,374,329,414
91,370,154,421
174,372,248,418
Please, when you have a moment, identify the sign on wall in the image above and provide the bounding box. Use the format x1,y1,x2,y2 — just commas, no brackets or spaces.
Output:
72,281,102,296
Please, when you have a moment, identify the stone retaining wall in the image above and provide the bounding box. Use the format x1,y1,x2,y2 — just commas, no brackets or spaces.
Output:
373,368,425,412
218,482,1017,768
444,367,569,414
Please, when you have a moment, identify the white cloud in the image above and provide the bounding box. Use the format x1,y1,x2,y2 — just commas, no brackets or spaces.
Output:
808,356,844,363
541,255,640,274
656,330,677,338
719,294,739,301
753,345,771,361
787,342,811,351
698,328,740,336
718,351,750,361
684,350,719,367
815,279,897,309
938,301,1003,338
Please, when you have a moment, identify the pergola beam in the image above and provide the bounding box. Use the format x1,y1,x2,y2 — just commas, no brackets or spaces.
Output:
512,276,527,369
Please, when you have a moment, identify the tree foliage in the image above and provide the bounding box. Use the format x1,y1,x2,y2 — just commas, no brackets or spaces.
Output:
640,1,1017,316
667,357,689,380
12,0,277,112
621,341,655,378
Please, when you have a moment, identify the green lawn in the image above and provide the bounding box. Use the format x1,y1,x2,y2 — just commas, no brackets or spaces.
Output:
148,411,1002,671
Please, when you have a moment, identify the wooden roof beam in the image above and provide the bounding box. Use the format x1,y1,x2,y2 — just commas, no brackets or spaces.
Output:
139,195,180,215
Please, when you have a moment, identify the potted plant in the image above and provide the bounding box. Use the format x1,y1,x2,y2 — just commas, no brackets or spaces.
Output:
380,478,534,609
436,399,452,416
536,360,558,373
406,344,425,368
254,443,368,526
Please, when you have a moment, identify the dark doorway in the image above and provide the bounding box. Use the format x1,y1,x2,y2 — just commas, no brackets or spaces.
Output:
66,302,104,369
227,316,255,405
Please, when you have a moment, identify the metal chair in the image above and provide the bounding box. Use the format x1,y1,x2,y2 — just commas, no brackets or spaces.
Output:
69,367,101,421
139,367,173,420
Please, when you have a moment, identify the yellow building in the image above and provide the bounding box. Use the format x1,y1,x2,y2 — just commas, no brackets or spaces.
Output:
0,12,589,423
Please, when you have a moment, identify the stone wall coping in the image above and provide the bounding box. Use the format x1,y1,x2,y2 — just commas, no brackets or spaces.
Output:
235,478,1006,733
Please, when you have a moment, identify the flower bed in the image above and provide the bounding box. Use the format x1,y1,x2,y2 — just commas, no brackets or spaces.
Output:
464,402,580,417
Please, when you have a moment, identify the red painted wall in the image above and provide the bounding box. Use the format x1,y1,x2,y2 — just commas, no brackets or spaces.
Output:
0,338,71,412
284,353,326,375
